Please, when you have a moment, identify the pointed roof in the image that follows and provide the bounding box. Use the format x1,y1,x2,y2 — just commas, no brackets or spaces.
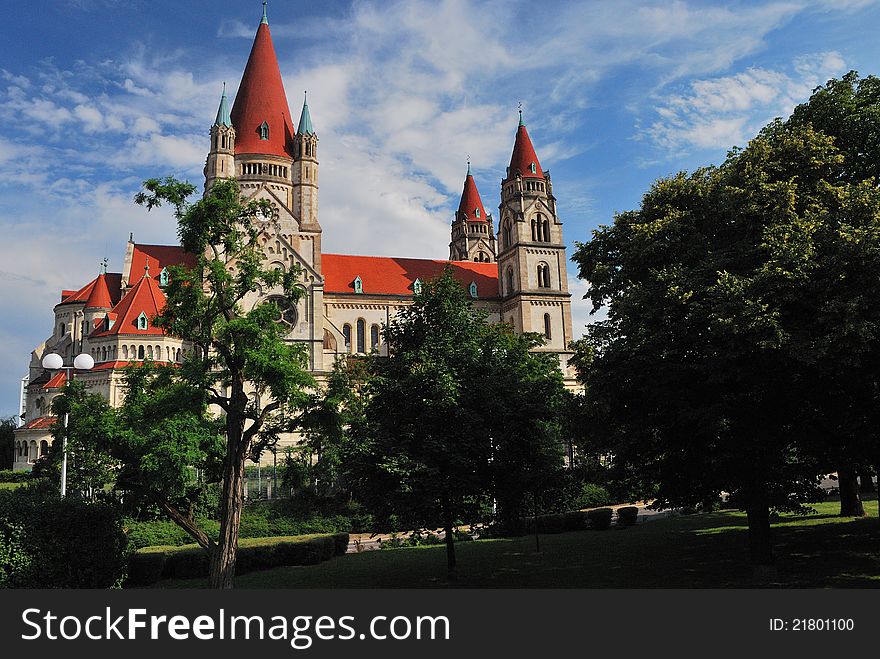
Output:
214,83,232,127
230,8,295,159
297,92,314,136
58,273,123,307
457,162,488,223
507,112,544,179
84,272,113,310
127,244,198,287
90,269,167,337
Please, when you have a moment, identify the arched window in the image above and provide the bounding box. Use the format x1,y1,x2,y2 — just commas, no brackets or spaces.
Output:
122,345,128,359
353,276,363,294
29,441,37,463
342,324,352,352
542,219,550,242
176,348,181,362
147,345,153,359
159,267,169,287
40,440,49,457
371,324,380,351
506,269,514,295
138,345,144,360
503,222,512,250
59,323,66,336
531,218,538,241
356,319,366,354
544,313,552,340
530,162,537,174
537,263,550,288
137,312,148,330
259,121,269,140
101,347,107,362
469,281,478,298
413,278,422,295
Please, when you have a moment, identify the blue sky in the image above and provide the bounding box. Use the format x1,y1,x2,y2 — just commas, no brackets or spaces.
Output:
1,0,879,416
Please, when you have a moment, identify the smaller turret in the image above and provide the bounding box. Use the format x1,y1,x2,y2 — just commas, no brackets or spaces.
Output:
292,92,319,228
204,83,236,195
449,160,495,262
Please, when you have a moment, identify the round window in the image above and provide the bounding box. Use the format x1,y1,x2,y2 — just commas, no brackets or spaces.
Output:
266,295,297,331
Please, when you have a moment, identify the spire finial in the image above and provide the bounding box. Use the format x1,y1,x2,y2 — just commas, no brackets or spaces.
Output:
101,257,108,275
144,257,150,277
261,1,268,24
518,102,524,126
129,232,134,243
466,156,471,176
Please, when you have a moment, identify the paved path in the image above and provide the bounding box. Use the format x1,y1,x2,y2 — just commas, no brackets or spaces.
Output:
345,501,672,554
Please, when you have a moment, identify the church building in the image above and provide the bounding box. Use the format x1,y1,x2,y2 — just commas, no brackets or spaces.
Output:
12,5,576,469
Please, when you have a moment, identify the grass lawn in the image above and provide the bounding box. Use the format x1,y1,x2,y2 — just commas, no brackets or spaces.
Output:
152,498,880,588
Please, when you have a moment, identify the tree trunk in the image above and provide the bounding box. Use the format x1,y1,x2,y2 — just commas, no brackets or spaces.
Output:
745,482,776,583
838,466,865,517
209,407,249,589
442,494,456,582
858,469,875,494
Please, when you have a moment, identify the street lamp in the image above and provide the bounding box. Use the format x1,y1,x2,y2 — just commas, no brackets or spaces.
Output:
41,351,95,497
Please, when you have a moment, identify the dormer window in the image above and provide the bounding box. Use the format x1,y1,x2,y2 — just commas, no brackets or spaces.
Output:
259,121,269,140
159,267,169,287
353,276,363,294
469,282,478,298
136,312,148,330
530,162,537,174
105,315,115,331
413,278,422,295
475,208,481,218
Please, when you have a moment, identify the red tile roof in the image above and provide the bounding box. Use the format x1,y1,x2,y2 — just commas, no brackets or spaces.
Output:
84,273,113,310
323,254,499,298
22,416,56,430
508,122,544,179
91,271,167,337
230,21,296,159
43,372,66,389
129,244,197,286
457,172,489,223
59,273,122,306
91,360,173,371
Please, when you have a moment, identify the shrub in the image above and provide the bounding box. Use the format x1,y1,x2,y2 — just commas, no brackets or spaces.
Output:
331,532,350,556
0,488,128,588
0,470,31,483
126,547,171,587
617,506,639,526
563,510,589,532
576,483,612,509
587,507,613,530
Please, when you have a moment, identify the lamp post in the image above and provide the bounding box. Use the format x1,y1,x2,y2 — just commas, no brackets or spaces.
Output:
41,351,95,497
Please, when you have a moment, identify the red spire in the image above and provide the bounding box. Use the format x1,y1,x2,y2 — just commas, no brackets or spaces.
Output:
507,117,544,180
457,165,488,222
230,17,295,159
84,273,113,310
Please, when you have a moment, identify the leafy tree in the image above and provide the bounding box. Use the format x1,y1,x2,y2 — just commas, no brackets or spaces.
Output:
125,177,315,588
350,270,565,575
572,117,880,574
788,71,880,516
36,381,117,499
0,418,15,470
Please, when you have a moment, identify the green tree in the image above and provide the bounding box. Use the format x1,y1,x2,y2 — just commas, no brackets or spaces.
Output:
0,418,15,470
572,117,880,575
125,177,315,588
36,381,117,498
350,270,565,575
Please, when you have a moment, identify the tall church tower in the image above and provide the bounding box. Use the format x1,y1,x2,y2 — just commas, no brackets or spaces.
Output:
229,1,296,209
496,112,575,380
449,161,495,262
203,83,236,194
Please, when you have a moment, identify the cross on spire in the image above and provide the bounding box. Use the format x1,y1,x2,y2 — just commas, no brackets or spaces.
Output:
518,102,524,126
261,1,268,25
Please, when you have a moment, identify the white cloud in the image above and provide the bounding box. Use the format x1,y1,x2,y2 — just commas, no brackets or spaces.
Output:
641,51,848,154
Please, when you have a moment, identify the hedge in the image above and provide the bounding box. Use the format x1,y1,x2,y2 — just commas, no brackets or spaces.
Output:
616,506,639,526
0,470,31,483
0,488,127,588
126,533,349,586
586,508,614,530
